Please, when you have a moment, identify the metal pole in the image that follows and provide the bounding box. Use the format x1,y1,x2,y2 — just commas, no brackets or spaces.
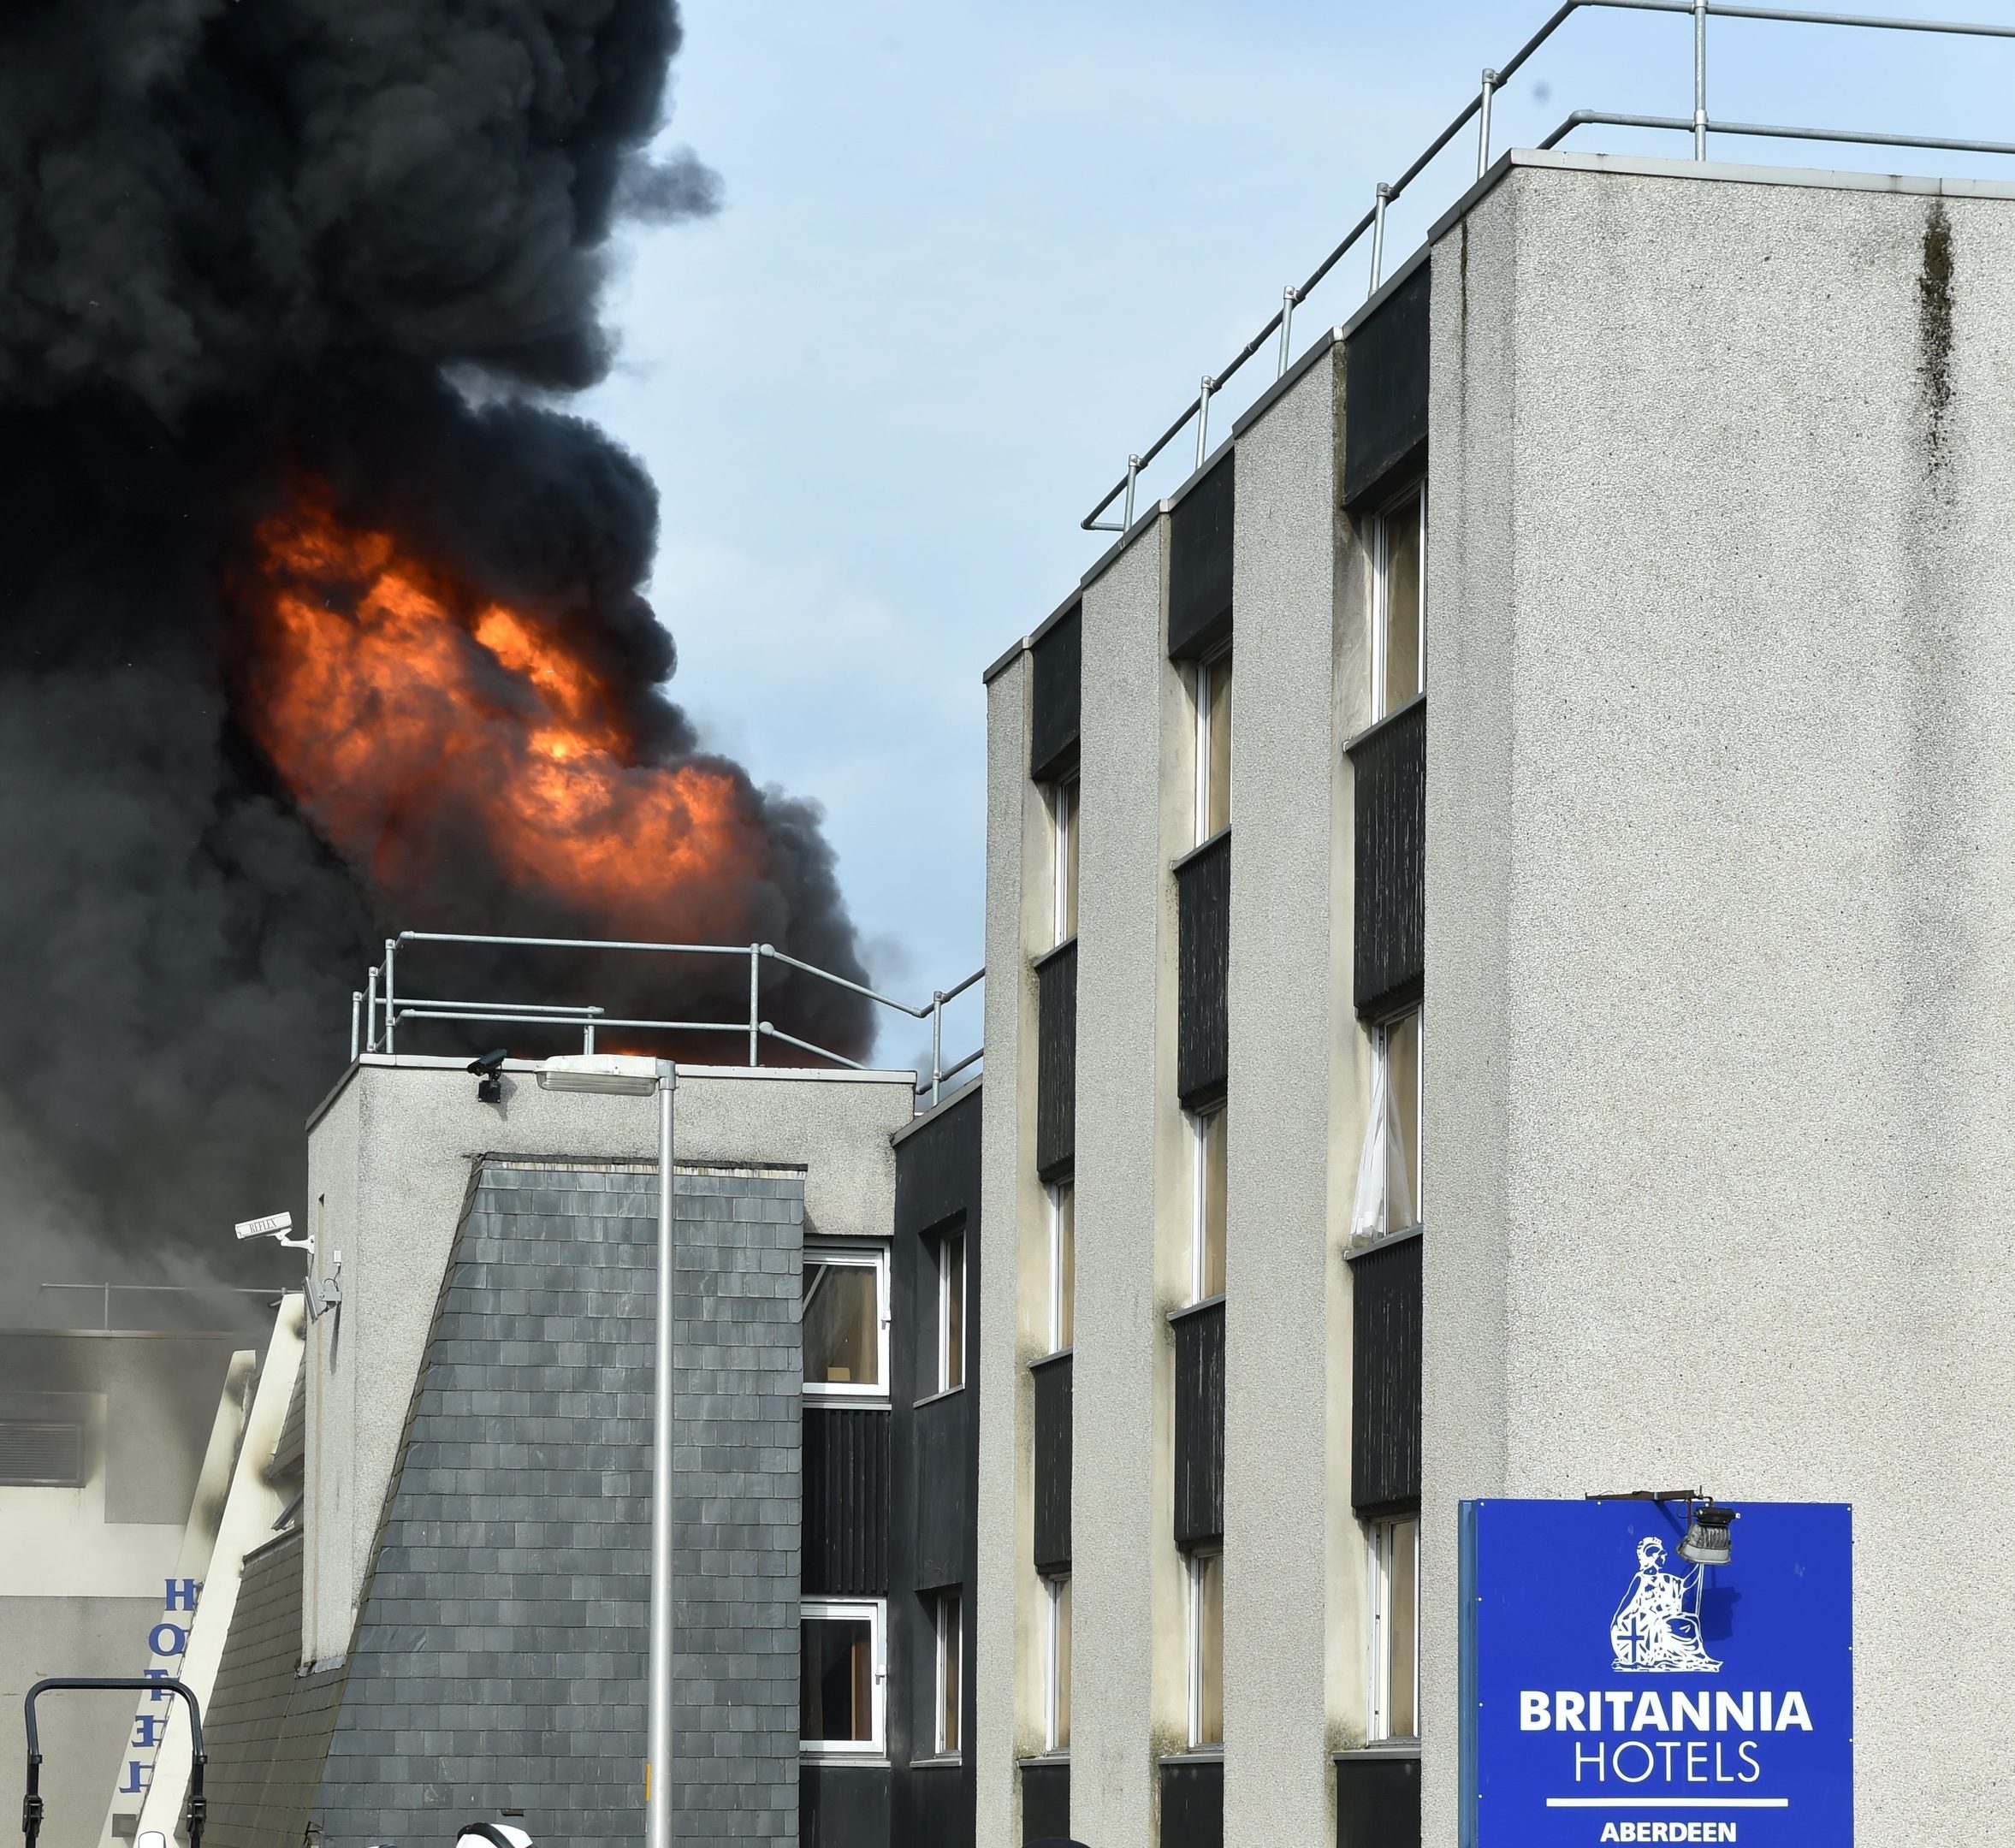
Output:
1122,453,1141,529
1194,377,1215,470
930,992,945,1107
350,992,362,1063
584,1016,596,1054
647,1063,678,1848
1368,182,1392,297
1276,287,1298,378
365,967,379,1053
1693,0,1709,158
382,939,398,1056
1478,70,1498,178
748,945,761,1066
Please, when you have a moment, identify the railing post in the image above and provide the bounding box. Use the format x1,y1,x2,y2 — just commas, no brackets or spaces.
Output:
1477,69,1498,179
1122,453,1142,529
584,1015,596,1054
1276,286,1299,378
1194,377,1216,471
365,966,379,1053
931,991,945,1107
1693,0,1708,159
350,992,362,1063
382,938,398,1056
749,944,762,1066
1368,182,1392,297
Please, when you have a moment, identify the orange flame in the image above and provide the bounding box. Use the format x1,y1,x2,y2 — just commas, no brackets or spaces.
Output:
236,494,762,938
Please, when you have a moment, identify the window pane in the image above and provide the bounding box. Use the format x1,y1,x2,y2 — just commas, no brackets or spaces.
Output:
939,1592,962,1753
801,1616,874,1743
1203,654,1233,838
1388,1517,1419,1738
1193,1552,1224,1746
1386,1011,1420,1227
803,1261,880,1389
1053,1183,1075,1352
941,1235,965,1390
1381,489,1423,715
1052,1574,1072,1750
1198,1107,1228,1300
1055,780,1079,943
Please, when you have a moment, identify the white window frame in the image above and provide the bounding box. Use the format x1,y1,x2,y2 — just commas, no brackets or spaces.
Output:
1366,1515,1421,1743
1370,481,1427,722
933,1588,963,1757
1043,1572,1070,1753
1051,773,1078,947
799,1595,888,1758
1192,645,1232,844
1187,1104,1226,1305
801,1242,892,1405
1046,1181,1073,1354
1186,1547,1224,1750
933,1227,966,1395
1372,1007,1424,1229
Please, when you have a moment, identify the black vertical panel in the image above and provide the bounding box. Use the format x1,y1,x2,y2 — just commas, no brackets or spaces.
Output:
1031,1353,1072,1573
802,1763,892,1848
890,1087,981,1848
1350,1233,1422,1512
802,1407,892,1595
1159,1759,1225,1848
1029,605,1082,781
1034,942,1077,1180
1172,1300,1225,1549
1175,832,1231,1106
1168,453,1236,660
1020,1760,1070,1840
1336,1755,1421,1848
1342,260,1430,506
1348,696,1425,1019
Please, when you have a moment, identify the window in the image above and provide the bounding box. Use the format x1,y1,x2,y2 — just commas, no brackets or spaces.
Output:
1186,1549,1224,1748
1372,483,1425,720
801,1598,886,1756
933,1589,963,1756
932,1229,966,1395
1043,1573,1072,1752
1368,1513,1420,1740
1188,1104,1227,1301
1194,649,1233,842
1352,1009,1421,1242
802,1244,890,1401
1052,775,1080,945
1047,1181,1075,1353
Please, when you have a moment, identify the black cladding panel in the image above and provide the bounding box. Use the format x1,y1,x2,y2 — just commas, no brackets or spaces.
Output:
1350,1232,1422,1513
896,1087,981,1239
1168,453,1235,661
1172,1300,1225,1549
1034,942,1077,1180
1336,1753,1422,1848
911,1390,970,1590
802,1762,892,1848
1343,261,1430,506
802,1407,892,1595
1030,605,1082,782
1348,696,1425,1020
1175,832,1230,1107
1020,1759,1070,1841
1031,1352,1072,1574
1159,1758,1225,1848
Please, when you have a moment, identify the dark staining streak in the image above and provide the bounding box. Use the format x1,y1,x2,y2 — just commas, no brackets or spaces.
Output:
1919,200,1955,471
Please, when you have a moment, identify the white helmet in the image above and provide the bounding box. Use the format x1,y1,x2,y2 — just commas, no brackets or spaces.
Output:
455,1823,532,1848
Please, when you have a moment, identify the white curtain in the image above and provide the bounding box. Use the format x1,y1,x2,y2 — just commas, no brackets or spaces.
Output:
1350,1048,1414,1242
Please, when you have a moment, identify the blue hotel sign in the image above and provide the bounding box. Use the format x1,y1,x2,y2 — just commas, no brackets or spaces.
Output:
1460,1500,1852,1846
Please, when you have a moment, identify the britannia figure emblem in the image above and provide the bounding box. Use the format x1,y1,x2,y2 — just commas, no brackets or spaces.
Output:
1609,1535,1722,1673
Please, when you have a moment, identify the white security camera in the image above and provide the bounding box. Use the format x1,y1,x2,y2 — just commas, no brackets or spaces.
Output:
234,1211,311,1253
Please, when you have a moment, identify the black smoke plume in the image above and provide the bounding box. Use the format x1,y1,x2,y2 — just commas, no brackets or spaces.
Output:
0,0,871,1294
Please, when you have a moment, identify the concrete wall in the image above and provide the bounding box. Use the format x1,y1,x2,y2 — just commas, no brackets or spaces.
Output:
302,1059,911,1664
1423,154,2015,1844
1221,346,1346,1837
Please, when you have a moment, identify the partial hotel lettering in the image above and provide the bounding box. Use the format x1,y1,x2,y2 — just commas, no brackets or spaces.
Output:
1461,1501,1852,1845
116,1578,200,1799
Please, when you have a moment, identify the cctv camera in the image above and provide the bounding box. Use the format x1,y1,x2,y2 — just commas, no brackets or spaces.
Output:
467,1048,509,1105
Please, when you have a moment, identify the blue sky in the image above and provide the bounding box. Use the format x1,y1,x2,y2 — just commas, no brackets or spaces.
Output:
579,0,2015,1067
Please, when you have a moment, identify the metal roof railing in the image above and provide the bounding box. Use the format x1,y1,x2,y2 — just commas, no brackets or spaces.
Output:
1082,0,2015,536
353,932,982,1108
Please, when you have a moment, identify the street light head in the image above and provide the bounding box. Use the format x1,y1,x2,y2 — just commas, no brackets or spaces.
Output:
537,1053,659,1096
1680,1502,1737,1567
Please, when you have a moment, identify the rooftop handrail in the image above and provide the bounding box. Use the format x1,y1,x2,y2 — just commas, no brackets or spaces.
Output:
351,930,983,1108
1082,0,2015,535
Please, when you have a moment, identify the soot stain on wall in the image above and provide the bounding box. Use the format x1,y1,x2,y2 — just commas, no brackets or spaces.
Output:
1918,199,1956,472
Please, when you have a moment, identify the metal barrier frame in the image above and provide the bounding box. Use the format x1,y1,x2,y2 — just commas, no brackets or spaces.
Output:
21,1678,206,1848
1082,0,2015,534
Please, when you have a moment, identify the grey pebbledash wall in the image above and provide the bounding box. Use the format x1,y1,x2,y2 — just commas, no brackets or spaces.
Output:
312,1158,803,1848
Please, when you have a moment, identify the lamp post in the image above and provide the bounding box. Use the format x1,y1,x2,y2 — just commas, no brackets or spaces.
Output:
537,1055,677,1848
